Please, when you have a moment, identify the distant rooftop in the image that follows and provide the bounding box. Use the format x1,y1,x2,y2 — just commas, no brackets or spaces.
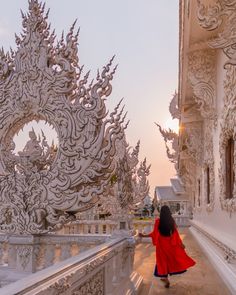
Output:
170,178,185,194
155,180,188,201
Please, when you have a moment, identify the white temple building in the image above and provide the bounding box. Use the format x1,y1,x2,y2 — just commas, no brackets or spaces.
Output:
157,1,236,293
155,178,189,214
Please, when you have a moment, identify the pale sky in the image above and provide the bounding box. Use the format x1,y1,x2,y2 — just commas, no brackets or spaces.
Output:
0,0,179,196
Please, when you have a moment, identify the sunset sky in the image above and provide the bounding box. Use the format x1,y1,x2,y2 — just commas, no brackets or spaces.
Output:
0,0,179,197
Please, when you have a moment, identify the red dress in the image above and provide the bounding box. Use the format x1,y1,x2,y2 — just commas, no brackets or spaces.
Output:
148,218,196,277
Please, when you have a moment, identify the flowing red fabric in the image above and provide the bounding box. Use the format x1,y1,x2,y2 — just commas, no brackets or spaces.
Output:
149,218,196,276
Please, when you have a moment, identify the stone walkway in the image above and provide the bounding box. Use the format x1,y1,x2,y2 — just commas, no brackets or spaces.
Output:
134,228,230,295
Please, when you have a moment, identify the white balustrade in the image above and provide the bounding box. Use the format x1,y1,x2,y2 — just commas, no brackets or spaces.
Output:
0,234,109,278
173,215,191,227
0,237,142,295
133,220,154,234
58,220,118,235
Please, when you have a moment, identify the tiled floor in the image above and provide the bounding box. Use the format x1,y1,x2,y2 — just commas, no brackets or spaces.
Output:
134,228,230,295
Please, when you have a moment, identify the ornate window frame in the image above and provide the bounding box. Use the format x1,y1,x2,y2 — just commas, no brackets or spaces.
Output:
203,162,215,212
193,191,196,210
219,128,236,214
195,176,202,212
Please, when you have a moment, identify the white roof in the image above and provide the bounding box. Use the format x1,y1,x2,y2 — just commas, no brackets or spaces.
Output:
170,178,185,195
155,185,188,201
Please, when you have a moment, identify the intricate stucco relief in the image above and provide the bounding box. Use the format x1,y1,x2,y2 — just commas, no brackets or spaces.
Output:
49,275,73,294
221,65,236,122
155,123,178,168
97,138,150,216
197,1,236,214
181,123,203,163
132,158,150,205
169,91,180,120
219,125,236,213
72,270,104,295
197,0,236,66
0,1,127,234
191,222,236,263
188,49,216,120
17,246,32,270
178,159,196,193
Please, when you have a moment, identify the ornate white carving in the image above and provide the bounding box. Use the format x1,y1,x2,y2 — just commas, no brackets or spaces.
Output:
72,270,104,295
197,1,236,214
188,49,216,120
132,158,150,206
169,91,180,119
218,125,236,214
178,156,197,210
17,246,32,270
0,1,127,234
191,222,236,263
95,137,150,222
49,275,72,294
197,0,236,66
181,123,203,163
155,123,178,168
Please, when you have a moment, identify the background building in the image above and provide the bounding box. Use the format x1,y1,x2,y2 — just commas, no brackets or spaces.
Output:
177,0,236,292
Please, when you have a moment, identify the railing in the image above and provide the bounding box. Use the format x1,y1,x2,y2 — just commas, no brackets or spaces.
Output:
0,236,142,295
133,220,154,234
133,215,190,234
0,234,109,274
59,216,191,238
58,220,118,235
173,215,191,227
0,235,8,266
190,221,236,263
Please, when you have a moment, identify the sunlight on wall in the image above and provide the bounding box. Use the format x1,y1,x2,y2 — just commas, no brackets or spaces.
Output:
164,117,179,134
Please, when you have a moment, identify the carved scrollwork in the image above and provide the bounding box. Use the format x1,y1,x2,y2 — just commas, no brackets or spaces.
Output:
197,0,236,66
218,123,236,214
0,1,127,234
181,123,203,163
188,49,217,120
49,275,72,295
218,48,236,214
132,158,151,206
17,246,32,270
169,91,180,120
179,159,196,192
72,269,104,295
98,137,150,216
192,222,236,263
197,1,236,214
155,123,179,168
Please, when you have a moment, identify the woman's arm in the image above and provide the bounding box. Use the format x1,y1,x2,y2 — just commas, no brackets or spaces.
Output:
139,219,160,245
139,232,150,238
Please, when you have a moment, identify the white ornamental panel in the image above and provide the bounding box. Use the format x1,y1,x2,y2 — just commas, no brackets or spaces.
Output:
0,1,127,234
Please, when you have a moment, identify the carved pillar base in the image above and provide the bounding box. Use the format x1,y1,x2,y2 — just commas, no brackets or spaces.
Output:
8,235,40,273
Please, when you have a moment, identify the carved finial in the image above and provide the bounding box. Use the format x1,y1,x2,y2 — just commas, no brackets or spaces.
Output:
96,69,100,81
169,91,180,120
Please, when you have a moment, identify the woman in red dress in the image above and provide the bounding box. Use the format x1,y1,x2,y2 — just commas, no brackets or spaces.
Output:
139,205,196,288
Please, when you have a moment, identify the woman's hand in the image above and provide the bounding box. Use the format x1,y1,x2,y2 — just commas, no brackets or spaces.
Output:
139,232,149,238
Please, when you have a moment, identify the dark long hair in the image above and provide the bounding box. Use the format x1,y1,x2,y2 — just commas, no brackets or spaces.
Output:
158,205,175,236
